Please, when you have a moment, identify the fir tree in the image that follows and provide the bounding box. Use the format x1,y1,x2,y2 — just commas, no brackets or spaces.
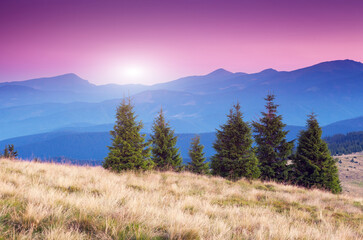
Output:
3,147,9,158
187,135,209,174
2,144,18,159
252,94,294,182
211,103,260,180
151,108,182,171
293,113,342,193
103,97,152,172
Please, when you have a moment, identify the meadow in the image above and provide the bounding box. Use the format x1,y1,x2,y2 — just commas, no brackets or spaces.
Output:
337,152,363,196
0,158,362,240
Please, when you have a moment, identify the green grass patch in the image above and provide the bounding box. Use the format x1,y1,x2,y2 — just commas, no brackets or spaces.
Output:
0,197,27,213
54,185,81,194
353,201,363,211
351,181,363,187
331,212,363,228
117,222,154,240
188,186,205,196
0,197,52,237
68,218,98,235
255,184,276,192
212,195,256,207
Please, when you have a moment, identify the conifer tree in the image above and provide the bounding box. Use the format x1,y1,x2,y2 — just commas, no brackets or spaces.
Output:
151,108,182,171
211,103,260,180
252,94,294,182
7,144,18,159
293,113,342,193
3,147,9,158
103,97,152,172
187,135,209,174
3,144,18,159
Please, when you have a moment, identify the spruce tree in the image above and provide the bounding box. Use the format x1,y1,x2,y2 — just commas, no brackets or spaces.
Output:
3,144,18,159
252,94,294,182
151,108,182,171
187,135,209,174
7,144,18,159
3,147,9,158
103,97,152,172
211,103,260,180
293,113,342,193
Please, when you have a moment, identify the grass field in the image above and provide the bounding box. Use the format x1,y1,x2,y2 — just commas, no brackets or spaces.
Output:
0,158,362,239
336,152,363,197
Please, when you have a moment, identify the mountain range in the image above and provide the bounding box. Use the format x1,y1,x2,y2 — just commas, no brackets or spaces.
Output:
2,117,363,164
1,59,363,162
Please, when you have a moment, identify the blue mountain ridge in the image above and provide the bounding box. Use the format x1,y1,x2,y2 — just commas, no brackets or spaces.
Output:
1,117,362,165
1,59,363,160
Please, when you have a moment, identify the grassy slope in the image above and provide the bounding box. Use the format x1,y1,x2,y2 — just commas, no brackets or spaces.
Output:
337,152,363,197
0,159,362,240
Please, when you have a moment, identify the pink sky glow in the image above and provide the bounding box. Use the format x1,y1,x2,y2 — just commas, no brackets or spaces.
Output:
1,0,363,85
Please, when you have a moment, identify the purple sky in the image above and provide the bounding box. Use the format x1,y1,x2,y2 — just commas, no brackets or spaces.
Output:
1,0,363,85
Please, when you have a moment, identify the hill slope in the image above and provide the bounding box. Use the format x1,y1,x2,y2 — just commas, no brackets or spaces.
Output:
0,159,362,239
336,152,363,196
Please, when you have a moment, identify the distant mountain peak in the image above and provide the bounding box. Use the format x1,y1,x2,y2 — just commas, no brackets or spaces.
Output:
0,73,95,92
342,59,361,63
26,73,94,90
297,59,363,73
56,73,82,78
259,68,278,74
317,59,362,66
207,68,233,76
46,73,87,82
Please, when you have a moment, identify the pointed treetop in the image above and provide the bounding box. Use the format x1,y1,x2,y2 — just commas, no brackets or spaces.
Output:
307,112,318,121
306,112,320,130
263,93,278,118
227,101,243,121
155,106,166,127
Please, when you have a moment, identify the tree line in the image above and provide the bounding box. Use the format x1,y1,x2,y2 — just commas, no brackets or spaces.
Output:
102,94,341,193
325,131,363,155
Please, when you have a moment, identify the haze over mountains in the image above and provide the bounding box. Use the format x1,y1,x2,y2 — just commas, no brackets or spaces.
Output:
1,120,362,165
1,59,363,163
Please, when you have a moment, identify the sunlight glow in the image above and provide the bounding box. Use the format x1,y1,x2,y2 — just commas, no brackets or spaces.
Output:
122,65,145,79
107,58,166,85
111,63,151,84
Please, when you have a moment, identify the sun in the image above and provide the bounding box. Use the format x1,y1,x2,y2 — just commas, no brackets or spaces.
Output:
109,59,161,84
122,65,145,79
111,64,149,83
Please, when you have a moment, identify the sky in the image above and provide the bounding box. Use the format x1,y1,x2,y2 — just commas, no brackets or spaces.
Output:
1,0,363,85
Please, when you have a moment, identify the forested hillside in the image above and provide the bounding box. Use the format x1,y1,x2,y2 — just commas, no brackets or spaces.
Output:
325,131,363,155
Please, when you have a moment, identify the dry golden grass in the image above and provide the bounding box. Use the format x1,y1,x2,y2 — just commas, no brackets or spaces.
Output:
336,152,363,197
0,158,362,240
